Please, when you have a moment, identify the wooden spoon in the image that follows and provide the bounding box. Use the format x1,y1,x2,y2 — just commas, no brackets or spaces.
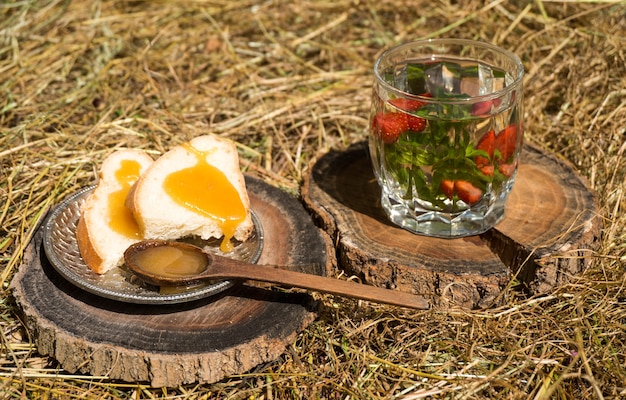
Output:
124,240,429,310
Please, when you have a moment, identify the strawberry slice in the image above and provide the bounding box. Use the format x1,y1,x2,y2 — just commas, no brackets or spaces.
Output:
454,180,483,204
388,97,428,132
372,111,427,143
495,124,518,161
372,112,409,144
389,93,432,111
474,130,495,176
471,98,502,116
441,179,455,199
406,114,426,132
440,179,483,205
498,162,515,178
389,98,427,112
478,164,494,177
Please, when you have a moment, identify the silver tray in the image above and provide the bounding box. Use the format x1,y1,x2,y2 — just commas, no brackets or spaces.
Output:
42,186,264,304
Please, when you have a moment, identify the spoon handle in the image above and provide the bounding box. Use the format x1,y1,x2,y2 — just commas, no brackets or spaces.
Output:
213,256,429,310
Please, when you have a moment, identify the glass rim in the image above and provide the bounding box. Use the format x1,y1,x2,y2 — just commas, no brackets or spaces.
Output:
374,38,524,104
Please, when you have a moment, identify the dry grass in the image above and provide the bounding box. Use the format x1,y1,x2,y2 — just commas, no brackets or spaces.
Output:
1,0,625,398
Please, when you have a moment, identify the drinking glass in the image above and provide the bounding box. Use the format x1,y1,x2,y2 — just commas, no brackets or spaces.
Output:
369,39,524,238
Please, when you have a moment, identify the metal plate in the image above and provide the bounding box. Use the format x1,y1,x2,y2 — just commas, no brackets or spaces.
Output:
42,186,264,304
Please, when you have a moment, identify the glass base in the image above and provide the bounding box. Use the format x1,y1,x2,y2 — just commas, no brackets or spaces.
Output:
380,194,506,238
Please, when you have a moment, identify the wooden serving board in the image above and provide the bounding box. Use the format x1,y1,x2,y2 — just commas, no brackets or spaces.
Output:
11,176,334,387
302,142,601,309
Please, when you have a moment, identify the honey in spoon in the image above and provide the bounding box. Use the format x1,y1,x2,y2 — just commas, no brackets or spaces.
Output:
125,241,208,281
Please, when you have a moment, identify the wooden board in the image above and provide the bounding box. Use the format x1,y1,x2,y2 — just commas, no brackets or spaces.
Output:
302,142,601,309
11,176,334,387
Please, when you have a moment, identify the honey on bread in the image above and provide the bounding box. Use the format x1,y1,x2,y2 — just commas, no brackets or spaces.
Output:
76,149,154,274
107,159,143,238
162,142,247,253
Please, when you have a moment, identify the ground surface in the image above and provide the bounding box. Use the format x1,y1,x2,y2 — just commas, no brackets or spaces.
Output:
1,1,625,398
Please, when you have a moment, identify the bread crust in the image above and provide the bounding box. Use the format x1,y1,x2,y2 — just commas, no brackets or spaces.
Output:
76,213,105,274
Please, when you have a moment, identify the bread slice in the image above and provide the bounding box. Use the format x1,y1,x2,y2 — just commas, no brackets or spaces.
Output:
76,149,154,274
126,135,253,252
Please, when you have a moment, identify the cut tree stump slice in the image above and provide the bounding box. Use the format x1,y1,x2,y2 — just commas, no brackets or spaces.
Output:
11,176,334,387
302,142,601,309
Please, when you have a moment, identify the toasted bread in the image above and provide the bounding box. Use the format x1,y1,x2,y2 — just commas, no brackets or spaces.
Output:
127,135,253,252
76,149,154,274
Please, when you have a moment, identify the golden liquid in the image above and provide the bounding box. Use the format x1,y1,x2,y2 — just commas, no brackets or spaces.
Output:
132,245,207,278
107,160,142,238
162,142,247,253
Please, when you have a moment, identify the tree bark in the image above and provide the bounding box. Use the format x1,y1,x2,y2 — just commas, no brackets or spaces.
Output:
302,142,601,309
11,176,334,387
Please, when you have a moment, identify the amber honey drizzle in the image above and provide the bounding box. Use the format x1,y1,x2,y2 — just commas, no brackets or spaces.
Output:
107,160,143,238
132,245,207,279
162,142,247,252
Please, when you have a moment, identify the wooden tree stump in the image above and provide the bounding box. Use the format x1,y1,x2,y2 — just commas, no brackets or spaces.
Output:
11,176,334,387
302,142,601,309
